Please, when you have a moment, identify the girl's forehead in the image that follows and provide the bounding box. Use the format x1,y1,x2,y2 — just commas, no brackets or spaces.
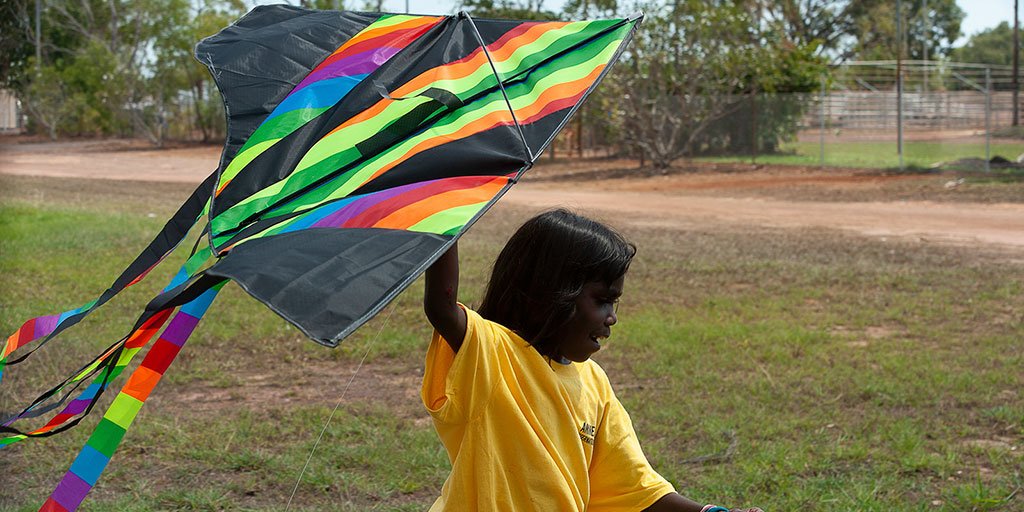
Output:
583,276,625,295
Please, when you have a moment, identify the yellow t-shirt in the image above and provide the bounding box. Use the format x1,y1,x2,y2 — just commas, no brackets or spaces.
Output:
421,307,675,511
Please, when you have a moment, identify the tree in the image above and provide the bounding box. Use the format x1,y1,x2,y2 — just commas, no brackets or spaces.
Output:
0,0,34,89
759,0,964,63
846,0,963,61
954,21,1019,66
604,0,826,168
149,0,243,142
760,0,859,60
8,0,243,142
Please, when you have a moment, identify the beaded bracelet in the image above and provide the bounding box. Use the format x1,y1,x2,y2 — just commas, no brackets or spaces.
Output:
700,506,729,512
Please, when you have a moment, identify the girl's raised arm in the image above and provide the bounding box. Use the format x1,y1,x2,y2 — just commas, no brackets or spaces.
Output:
423,243,467,352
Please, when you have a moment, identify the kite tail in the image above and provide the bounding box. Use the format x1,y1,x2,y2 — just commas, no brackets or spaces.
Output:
0,245,219,445
0,309,175,444
0,172,217,383
39,282,224,512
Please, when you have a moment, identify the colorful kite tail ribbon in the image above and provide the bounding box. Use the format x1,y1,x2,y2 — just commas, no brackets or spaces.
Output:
0,171,217,383
1,248,217,441
39,282,224,512
0,308,175,445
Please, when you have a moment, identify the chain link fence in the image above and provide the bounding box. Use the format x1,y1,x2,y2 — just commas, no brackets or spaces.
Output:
558,61,1022,172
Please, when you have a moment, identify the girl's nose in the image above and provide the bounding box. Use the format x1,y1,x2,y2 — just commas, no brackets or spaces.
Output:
606,309,617,326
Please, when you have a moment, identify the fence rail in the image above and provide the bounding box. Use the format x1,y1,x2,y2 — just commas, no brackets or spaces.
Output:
818,91,1018,130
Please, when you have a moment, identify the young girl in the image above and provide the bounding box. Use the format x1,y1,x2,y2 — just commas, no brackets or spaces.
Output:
422,208,762,512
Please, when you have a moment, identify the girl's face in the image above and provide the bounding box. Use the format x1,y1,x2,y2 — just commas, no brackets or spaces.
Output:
552,275,624,363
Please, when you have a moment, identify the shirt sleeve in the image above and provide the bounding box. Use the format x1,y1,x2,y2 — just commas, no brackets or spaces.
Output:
421,306,500,424
588,387,676,511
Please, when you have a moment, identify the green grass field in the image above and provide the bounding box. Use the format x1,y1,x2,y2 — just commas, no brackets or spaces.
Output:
1,175,1022,511
700,140,1024,170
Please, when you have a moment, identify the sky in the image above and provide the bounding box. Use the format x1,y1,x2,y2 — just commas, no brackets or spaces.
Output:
257,0,1015,46
956,0,1016,44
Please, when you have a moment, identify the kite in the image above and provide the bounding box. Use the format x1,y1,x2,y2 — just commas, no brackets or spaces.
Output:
1,5,642,510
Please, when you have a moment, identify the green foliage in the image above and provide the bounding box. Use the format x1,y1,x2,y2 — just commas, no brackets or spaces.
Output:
602,0,827,166
562,0,620,20
0,0,34,88
9,0,243,142
847,0,963,61
148,0,241,142
458,0,560,20
762,0,964,62
954,22,1021,67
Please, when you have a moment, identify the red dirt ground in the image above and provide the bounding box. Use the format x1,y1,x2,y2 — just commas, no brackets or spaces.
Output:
2,137,1022,250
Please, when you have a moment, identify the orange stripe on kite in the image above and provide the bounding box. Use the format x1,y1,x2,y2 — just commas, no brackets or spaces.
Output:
489,22,570,62
389,52,489,98
348,16,439,47
359,109,516,185
319,17,441,68
390,22,568,98
325,95,393,138
373,177,506,229
513,65,605,120
329,22,567,139
354,68,601,190
121,365,162,402
315,62,601,207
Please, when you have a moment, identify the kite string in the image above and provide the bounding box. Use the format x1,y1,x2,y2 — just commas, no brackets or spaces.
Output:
284,295,404,511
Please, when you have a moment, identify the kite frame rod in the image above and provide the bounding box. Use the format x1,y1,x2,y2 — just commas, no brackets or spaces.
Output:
460,11,535,164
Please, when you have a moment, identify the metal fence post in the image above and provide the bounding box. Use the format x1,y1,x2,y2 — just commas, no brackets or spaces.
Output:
751,92,758,164
985,67,992,173
819,75,826,168
896,0,904,171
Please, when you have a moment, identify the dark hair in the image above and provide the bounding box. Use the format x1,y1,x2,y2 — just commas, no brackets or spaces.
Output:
478,209,636,354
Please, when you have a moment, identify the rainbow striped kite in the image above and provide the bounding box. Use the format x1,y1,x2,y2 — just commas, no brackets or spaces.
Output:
2,5,641,509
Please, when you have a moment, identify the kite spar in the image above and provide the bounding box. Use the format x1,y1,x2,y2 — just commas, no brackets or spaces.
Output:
1,6,642,509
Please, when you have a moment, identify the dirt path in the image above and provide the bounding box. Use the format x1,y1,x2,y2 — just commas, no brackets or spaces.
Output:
3,139,1023,249
506,186,1024,248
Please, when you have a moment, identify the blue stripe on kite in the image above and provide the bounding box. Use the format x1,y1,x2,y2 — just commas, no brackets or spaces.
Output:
179,285,221,318
279,196,362,234
265,74,369,122
167,267,190,289
80,382,103,401
69,445,109,486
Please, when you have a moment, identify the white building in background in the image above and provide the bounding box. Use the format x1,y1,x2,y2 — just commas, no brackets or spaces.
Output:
0,89,22,133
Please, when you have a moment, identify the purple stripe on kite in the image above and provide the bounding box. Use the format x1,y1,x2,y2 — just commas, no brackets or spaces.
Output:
33,315,60,339
266,75,367,122
63,398,91,416
51,472,91,511
312,181,430,229
294,46,402,91
69,445,109,486
159,313,200,347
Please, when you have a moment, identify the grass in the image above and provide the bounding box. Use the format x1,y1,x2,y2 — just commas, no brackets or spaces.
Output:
699,140,1024,170
2,174,1023,511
